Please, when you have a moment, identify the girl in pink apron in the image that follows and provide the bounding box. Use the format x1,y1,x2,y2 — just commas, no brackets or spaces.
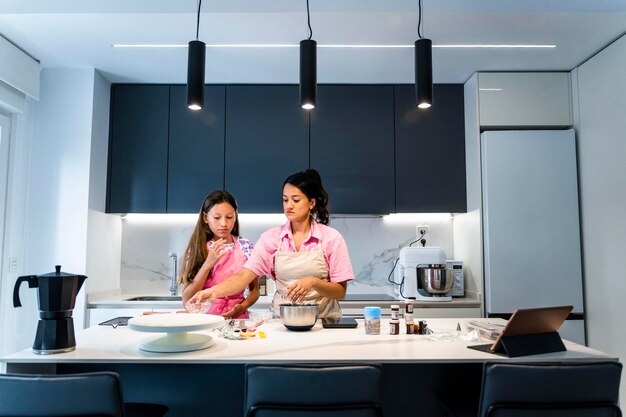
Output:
188,170,354,319
179,191,257,319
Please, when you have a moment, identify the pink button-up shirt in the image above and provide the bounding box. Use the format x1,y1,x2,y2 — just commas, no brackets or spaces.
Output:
244,220,355,283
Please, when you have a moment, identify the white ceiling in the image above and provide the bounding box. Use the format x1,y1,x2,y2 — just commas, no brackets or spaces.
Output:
1,0,626,84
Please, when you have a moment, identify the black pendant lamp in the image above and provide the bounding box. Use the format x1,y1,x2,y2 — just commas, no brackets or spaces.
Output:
300,0,316,110
415,0,432,109
187,0,205,111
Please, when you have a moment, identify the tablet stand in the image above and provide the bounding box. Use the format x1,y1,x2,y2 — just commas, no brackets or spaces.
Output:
499,331,566,357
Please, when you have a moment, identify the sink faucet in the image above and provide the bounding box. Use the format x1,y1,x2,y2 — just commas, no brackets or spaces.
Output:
168,252,178,296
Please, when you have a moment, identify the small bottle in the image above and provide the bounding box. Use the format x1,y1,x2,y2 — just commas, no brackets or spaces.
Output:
405,313,415,334
390,319,400,335
404,299,414,316
390,304,400,320
418,320,429,335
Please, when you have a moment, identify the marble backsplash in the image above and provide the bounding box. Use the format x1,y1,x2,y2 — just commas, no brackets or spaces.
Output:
120,214,455,296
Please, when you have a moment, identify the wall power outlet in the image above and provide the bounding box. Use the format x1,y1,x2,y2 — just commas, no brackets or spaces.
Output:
416,225,429,239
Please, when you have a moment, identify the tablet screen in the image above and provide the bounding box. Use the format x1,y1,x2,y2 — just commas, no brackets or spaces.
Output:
490,305,573,352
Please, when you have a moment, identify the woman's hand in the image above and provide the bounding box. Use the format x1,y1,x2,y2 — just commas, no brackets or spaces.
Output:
222,303,244,319
286,277,318,303
188,288,218,304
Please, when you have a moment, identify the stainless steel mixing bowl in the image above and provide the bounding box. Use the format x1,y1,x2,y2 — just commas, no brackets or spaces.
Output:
418,267,454,295
279,303,319,331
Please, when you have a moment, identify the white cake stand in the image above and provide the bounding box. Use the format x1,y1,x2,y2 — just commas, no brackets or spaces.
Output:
128,314,224,353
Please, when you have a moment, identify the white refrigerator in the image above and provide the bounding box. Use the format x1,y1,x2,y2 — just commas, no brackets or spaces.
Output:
481,129,585,344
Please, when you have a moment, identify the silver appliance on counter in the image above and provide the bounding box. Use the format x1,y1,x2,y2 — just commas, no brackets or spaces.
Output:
447,260,464,297
394,247,453,302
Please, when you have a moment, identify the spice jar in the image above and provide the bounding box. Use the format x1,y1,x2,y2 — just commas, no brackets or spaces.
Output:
405,313,415,334
389,319,400,335
390,304,400,320
404,299,414,316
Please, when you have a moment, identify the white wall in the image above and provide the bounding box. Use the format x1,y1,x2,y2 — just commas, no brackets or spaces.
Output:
85,71,122,296
27,69,93,272
573,34,626,399
0,69,99,355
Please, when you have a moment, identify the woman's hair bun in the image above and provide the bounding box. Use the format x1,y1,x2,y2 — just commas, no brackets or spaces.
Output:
283,168,330,225
304,169,322,185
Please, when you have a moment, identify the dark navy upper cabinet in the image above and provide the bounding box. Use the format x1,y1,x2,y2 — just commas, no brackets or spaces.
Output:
310,85,395,214
107,83,467,214
107,85,169,213
168,85,226,213
224,85,309,213
394,84,466,212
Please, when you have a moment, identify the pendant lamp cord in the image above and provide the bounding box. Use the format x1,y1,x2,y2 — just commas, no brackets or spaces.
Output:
306,0,313,40
195,0,202,40
417,0,424,39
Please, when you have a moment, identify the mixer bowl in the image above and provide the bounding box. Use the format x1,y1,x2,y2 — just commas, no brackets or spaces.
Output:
418,267,454,295
280,304,319,331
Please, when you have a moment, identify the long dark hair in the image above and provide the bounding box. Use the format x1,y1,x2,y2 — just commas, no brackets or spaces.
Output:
179,190,240,284
283,169,330,225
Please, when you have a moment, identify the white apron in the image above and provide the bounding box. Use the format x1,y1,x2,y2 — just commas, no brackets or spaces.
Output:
272,238,341,320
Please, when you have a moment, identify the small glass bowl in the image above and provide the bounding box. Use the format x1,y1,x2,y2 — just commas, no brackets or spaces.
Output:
249,309,273,323
184,300,212,314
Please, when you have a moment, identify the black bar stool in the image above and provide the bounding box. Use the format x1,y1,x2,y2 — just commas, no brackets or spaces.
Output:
441,361,622,417
245,363,383,417
0,371,169,417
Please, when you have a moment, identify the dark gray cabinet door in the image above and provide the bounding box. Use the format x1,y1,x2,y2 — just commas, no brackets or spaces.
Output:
168,85,225,213
225,85,309,213
107,85,169,213
310,85,395,214
394,84,466,212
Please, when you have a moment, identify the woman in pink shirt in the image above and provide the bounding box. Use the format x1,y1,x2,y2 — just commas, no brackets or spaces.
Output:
179,190,259,319
189,169,354,319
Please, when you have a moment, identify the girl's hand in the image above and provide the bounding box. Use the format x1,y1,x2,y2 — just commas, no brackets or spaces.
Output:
188,288,217,304
205,238,229,266
286,277,317,303
222,303,243,319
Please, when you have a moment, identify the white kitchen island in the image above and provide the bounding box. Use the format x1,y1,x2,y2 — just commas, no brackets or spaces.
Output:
2,318,617,417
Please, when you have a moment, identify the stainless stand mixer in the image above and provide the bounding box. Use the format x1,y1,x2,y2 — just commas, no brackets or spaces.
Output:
394,247,453,301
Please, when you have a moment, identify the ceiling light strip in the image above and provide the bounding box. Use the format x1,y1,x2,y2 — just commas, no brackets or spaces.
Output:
112,43,556,49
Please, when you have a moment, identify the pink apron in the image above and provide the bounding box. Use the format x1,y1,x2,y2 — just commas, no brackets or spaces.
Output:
203,239,249,319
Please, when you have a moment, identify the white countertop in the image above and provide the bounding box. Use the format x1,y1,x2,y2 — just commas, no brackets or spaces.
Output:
2,318,614,365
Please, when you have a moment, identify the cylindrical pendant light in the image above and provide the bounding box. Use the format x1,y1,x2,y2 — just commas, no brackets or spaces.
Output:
415,38,432,109
187,40,205,111
300,39,317,110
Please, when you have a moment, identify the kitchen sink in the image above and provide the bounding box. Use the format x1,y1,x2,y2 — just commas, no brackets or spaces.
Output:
125,296,182,302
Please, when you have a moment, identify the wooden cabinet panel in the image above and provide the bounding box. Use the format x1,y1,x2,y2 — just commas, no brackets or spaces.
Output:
310,85,395,214
224,85,309,213
107,85,169,213
395,84,466,212
168,85,225,213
